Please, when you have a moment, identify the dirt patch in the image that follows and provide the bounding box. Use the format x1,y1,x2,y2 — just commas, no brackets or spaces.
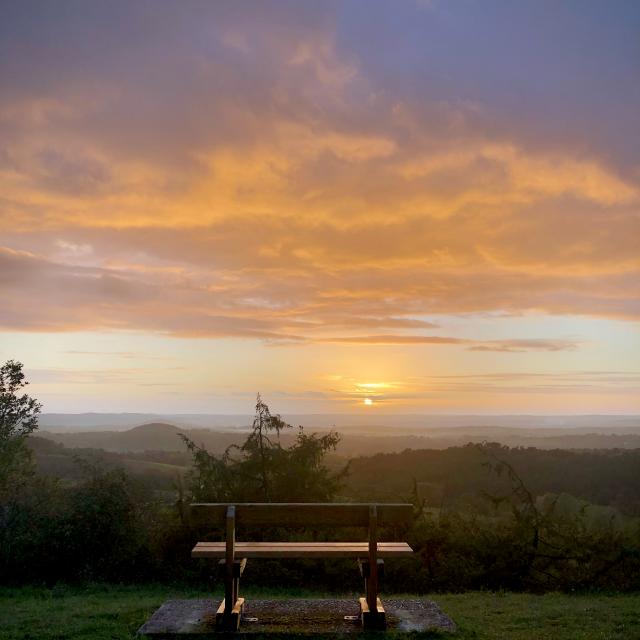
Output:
138,598,456,637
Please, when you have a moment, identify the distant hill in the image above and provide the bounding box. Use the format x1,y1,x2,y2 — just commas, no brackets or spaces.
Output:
38,422,187,452
37,420,640,455
126,421,182,439
38,413,254,432
38,412,640,433
27,434,189,489
38,422,245,453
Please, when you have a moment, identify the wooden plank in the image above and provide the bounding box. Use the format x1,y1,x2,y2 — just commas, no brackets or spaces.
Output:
198,540,407,555
195,543,409,550
189,503,413,527
367,505,378,612
198,541,407,555
192,541,414,558
195,542,409,549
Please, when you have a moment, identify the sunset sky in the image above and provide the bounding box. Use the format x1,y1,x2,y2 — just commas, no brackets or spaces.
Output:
1,1,639,414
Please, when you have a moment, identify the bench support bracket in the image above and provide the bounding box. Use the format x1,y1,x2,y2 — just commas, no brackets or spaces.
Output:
215,597,244,631
359,597,386,630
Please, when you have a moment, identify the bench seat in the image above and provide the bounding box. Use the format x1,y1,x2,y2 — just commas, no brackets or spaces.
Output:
192,541,413,559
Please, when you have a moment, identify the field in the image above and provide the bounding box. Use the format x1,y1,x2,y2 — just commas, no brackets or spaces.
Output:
1,585,638,640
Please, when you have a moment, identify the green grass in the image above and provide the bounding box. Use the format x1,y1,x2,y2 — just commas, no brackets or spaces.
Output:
0,585,638,640
435,592,640,639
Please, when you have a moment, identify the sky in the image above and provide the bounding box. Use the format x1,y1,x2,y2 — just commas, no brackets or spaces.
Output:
1,0,639,414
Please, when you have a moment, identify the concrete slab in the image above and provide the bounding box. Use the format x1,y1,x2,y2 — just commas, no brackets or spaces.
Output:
138,598,456,637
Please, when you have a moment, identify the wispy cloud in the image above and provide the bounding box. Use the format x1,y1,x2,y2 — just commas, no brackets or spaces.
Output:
0,247,582,351
325,371,640,407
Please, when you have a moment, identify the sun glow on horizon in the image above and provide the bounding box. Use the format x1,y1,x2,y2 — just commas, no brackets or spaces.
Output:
364,397,374,406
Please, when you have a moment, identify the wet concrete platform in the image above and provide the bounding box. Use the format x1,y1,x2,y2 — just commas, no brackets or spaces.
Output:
138,598,456,637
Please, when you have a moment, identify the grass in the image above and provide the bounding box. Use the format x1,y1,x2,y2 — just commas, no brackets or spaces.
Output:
435,591,640,639
0,584,639,639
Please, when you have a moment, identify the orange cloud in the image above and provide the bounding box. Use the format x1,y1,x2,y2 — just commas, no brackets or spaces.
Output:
0,5,638,350
0,245,588,354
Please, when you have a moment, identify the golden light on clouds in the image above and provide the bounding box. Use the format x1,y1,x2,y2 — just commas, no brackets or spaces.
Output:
0,2,639,412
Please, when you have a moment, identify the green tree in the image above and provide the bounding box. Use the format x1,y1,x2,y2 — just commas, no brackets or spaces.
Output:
0,360,42,501
182,394,344,502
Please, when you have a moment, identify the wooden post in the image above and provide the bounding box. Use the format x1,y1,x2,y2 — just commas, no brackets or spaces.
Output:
367,504,378,612
225,505,235,614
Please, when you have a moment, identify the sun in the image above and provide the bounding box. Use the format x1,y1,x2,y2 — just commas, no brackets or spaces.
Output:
364,397,373,406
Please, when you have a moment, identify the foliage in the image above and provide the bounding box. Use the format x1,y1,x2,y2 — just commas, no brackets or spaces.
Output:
182,394,344,502
0,360,41,440
345,443,640,515
0,360,42,501
0,462,177,585
3,436,640,591
395,443,640,593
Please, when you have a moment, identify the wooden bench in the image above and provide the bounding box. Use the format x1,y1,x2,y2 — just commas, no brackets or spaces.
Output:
190,502,414,631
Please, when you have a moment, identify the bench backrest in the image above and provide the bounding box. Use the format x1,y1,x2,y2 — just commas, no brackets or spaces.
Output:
190,502,413,527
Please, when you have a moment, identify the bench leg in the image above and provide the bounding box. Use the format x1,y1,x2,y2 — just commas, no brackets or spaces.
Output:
216,558,247,631
359,597,386,630
358,558,386,630
216,598,244,631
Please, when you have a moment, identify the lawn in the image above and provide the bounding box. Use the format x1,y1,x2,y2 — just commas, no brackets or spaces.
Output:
0,584,638,640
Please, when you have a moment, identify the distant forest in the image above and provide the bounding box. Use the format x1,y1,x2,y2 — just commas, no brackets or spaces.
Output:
29,433,640,515
346,446,640,515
